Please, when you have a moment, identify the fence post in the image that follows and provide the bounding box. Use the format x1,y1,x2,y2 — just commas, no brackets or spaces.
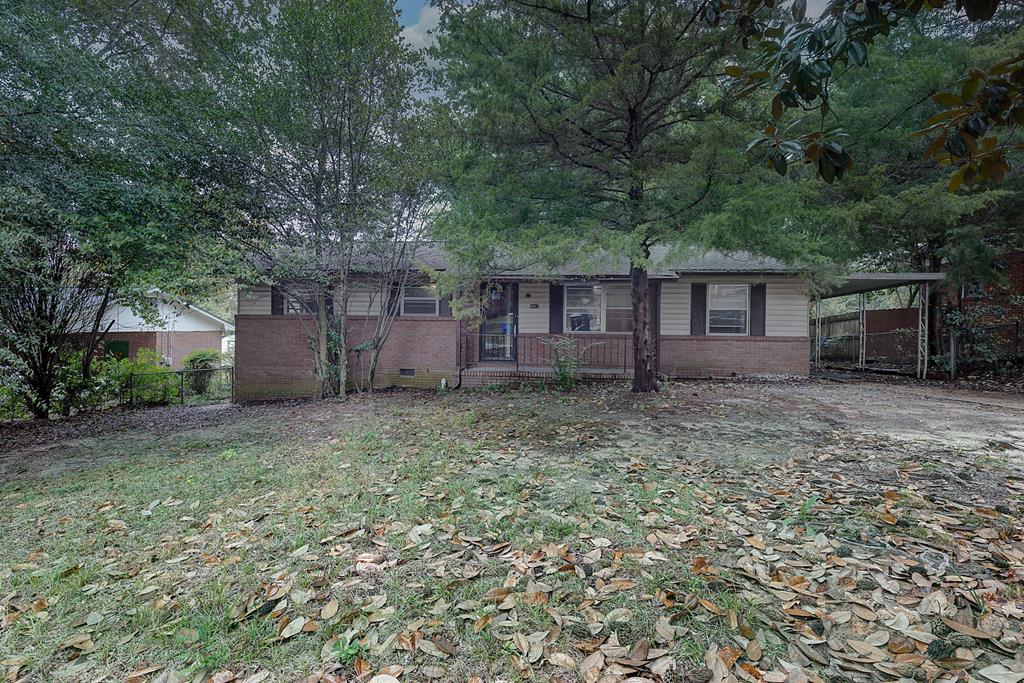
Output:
128,373,134,407
180,370,185,405
949,328,957,381
1015,320,1021,357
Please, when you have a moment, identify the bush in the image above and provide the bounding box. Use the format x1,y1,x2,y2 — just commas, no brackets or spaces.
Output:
182,349,223,395
0,384,25,421
122,349,178,405
0,347,177,420
540,336,584,391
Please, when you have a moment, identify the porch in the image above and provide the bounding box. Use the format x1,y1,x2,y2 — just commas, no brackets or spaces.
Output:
463,332,634,382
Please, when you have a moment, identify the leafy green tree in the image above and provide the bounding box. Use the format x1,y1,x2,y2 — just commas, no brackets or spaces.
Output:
733,0,1024,188
431,0,826,392
203,0,426,397
0,0,236,417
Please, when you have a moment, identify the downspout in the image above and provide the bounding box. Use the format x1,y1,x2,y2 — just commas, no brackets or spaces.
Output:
454,317,465,389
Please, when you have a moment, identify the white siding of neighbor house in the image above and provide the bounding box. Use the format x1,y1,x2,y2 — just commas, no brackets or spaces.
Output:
95,300,227,332
660,282,691,335
518,282,549,333
660,277,808,337
238,286,272,316
346,288,382,317
765,281,809,336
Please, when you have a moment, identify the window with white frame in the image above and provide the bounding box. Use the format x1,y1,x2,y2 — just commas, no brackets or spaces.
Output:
401,284,439,315
605,284,633,333
564,283,632,333
707,283,749,335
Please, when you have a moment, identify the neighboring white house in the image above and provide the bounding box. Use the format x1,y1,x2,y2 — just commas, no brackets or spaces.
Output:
86,291,235,368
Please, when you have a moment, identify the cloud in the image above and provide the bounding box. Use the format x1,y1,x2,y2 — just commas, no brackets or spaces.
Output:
402,4,441,52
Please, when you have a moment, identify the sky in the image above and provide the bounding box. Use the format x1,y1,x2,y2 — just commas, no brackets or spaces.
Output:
396,1,440,51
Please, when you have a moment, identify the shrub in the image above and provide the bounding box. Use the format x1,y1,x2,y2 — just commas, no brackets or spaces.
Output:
113,349,177,406
182,348,223,395
540,336,584,391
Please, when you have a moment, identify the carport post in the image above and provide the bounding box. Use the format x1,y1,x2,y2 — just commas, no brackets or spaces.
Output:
917,282,929,380
858,293,866,370
814,298,822,369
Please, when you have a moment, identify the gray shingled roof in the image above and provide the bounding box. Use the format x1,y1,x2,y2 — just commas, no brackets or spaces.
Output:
394,243,796,278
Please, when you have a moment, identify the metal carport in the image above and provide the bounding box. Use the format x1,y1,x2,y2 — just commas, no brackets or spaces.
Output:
813,272,946,379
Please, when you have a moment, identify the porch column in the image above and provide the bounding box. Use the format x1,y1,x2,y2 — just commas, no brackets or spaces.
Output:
917,282,929,380
814,298,822,369
858,293,866,370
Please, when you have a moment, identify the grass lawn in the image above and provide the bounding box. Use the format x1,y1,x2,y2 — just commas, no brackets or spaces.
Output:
1,380,1022,683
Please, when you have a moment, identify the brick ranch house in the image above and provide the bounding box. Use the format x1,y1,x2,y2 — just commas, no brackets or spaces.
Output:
87,291,235,369
234,248,813,400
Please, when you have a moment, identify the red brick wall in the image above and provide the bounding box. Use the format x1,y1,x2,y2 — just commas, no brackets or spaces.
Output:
236,313,808,399
95,332,157,359
158,331,223,369
346,316,461,389
235,314,462,399
660,336,809,377
234,315,320,400
78,331,222,368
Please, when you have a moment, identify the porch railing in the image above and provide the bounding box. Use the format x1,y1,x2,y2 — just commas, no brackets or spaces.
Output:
477,333,631,371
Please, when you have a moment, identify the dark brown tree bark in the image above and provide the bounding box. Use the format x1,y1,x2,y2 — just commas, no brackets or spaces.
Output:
630,262,658,392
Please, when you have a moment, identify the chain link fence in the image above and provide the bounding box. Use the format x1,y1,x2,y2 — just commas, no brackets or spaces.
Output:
120,366,234,407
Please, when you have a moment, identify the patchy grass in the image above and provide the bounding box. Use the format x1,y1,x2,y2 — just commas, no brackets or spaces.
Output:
1,380,1023,682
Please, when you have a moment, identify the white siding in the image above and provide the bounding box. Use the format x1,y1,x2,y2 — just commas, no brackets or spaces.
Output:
346,288,382,317
238,286,272,316
93,300,227,332
660,282,691,335
661,277,808,337
518,282,549,333
765,281,809,336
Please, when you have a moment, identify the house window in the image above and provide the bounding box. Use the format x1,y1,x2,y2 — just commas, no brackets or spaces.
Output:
401,285,438,315
605,285,633,333
707,283,749,335
566,285,602,332
565,284,633,333
285,285,318,314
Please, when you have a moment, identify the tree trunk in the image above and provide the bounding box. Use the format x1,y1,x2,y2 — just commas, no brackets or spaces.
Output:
367,347,379,395
316,288,331,398
333,280,347,397
631,262,658,392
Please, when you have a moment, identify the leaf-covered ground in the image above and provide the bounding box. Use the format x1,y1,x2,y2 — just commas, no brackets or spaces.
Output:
1,379,1022,683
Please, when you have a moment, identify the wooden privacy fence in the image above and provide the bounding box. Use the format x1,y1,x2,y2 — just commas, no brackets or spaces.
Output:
121,366,234,407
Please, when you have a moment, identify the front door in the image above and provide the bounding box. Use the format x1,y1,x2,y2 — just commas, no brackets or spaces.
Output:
480,283,517,361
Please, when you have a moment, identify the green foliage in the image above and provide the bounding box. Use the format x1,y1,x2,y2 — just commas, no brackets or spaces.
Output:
116,350,178,407
540,337,584,392
202,0,428,397
733,0,1024,187
940,297,1024,373
0,1,241,417
331,635,369,665
183,349,223,395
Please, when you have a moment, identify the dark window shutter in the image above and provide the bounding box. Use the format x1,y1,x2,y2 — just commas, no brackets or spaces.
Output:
324,285,334,316
549,283,563,333
439,295,452,317
270,285,284,315
750,283,766,336
388,285,400,317
690,283,707,336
